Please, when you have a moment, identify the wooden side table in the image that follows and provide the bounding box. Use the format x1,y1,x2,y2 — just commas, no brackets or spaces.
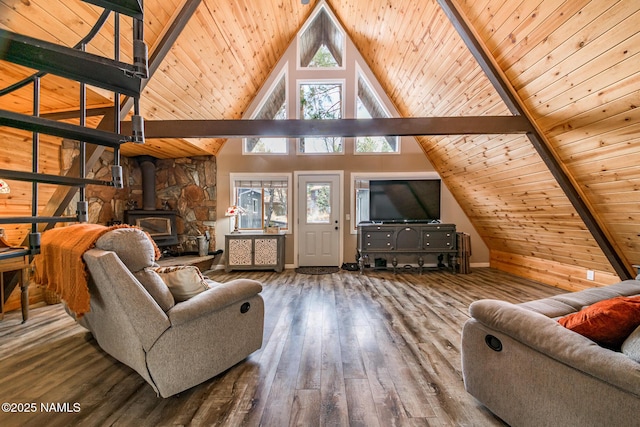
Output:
0,252,30,322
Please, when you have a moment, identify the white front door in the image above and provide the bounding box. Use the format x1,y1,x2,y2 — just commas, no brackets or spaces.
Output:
297,174,341,266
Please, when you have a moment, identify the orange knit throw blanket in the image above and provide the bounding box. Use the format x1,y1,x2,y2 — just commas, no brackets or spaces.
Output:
34,224,132,317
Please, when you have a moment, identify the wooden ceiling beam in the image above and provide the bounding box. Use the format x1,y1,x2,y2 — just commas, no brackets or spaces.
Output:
436,0,633,280
122,116,533,138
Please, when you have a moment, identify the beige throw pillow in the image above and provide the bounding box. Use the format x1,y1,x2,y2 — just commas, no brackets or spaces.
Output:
151,265,209,302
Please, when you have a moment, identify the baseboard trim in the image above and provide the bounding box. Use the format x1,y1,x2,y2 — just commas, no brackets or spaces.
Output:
470,262,490,268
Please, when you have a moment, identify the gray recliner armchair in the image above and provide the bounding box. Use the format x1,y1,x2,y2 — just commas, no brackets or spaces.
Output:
75,227,264,397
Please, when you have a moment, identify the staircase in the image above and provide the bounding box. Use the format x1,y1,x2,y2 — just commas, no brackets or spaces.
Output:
0,0,148,317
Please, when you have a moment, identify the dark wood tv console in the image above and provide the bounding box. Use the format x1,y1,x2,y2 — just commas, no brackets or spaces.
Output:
357,222,457,274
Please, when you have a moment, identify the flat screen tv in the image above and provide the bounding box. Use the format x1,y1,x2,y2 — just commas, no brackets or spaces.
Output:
369,179,441,223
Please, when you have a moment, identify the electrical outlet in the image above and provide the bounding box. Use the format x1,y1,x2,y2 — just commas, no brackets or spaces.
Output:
586,270,595,281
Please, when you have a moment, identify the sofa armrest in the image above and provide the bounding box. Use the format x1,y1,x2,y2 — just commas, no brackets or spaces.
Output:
167,279,262,327
468,299,640,396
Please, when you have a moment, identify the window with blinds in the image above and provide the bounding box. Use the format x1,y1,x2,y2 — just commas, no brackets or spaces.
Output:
232,175,290,231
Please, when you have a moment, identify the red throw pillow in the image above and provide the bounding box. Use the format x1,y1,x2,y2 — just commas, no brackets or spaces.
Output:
558,296,640,349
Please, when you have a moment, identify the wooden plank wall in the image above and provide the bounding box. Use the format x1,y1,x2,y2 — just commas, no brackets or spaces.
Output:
455,0,640,286
331,0,640,289
0,127,62,245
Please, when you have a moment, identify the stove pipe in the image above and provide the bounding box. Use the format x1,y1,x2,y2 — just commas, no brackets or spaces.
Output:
138,155,156,210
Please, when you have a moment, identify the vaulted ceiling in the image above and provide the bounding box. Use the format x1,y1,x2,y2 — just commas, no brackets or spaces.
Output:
1,0,638,288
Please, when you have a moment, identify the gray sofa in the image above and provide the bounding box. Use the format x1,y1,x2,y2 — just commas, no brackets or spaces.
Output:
461,280,640,427
74,228,264,398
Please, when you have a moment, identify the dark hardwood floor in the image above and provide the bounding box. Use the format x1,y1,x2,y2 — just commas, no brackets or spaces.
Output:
0,267,564,426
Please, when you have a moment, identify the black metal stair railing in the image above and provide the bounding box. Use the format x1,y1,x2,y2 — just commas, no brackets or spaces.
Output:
0,0,147,258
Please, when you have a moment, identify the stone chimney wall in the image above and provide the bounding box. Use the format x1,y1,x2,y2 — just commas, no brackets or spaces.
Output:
150,156,217,252
62,141,217,252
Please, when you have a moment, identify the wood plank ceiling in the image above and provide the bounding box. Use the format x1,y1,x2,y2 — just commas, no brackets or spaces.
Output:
0,0,638,288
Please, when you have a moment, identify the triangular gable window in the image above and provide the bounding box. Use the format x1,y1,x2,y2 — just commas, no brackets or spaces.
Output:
356,72,398,153
309,44,339,67
299,6,344,68
244,72,287,154
243,0,399,156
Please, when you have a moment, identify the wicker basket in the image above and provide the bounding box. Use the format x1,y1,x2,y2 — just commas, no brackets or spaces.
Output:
43,288,61,305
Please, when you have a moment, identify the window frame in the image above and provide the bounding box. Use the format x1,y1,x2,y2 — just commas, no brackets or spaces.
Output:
296,4,346,71
296,78,346,155
354,68,400,155
243,68,289,155
229,173,293,234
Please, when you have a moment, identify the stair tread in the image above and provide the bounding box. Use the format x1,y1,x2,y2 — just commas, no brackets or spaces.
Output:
0,110,128,147
0,29,142,97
